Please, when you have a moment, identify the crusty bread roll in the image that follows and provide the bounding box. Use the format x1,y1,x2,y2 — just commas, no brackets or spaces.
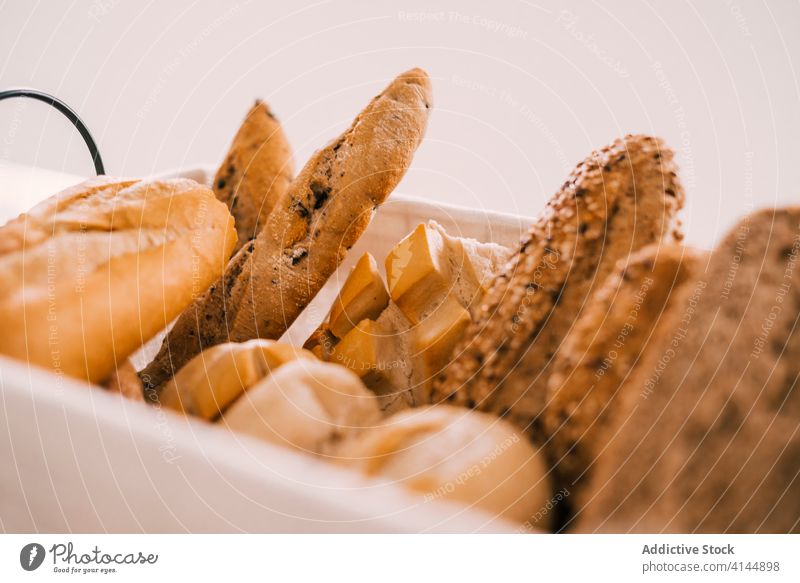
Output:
541,244,701,519
0,177,236,384
431,135,685,434
576,208,800,533
141,68,433,391
159,339,315,420
337,405,553,526
222,359,381,455
213,100,294,252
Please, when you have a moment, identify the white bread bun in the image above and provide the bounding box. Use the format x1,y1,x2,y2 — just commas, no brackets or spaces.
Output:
222,359,381,455
336,405,552,526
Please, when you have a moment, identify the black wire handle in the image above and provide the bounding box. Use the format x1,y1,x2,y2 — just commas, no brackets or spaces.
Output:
0,88,105,175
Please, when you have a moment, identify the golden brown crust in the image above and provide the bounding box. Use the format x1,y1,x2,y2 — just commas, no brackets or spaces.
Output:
213,100,294,252
576,208,800,533
541,244,701,513
140,68,432,392
430,135,684,434
0,177,236,384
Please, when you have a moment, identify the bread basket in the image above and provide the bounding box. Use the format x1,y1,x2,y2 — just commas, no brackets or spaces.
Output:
0,163,539,533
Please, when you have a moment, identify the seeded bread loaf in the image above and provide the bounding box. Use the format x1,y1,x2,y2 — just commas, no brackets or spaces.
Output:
430,135,685,435
213,100,294,252
141,68,432,393
541,244,701,518
576,208,800,533
0,177,236,384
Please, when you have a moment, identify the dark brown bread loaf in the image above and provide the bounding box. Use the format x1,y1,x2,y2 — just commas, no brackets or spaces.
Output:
140,69,432,392
430,135,685,436
541,244,701,516
213,100,293,252
576,208,800,533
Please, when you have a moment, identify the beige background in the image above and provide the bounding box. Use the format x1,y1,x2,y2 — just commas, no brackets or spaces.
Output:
1,0,798,248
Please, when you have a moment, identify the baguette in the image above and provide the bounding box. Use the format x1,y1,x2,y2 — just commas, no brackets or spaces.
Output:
575,208,800,533
0,177,236,384
430,135,684,435
141,68,432,393
213,100,294,252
